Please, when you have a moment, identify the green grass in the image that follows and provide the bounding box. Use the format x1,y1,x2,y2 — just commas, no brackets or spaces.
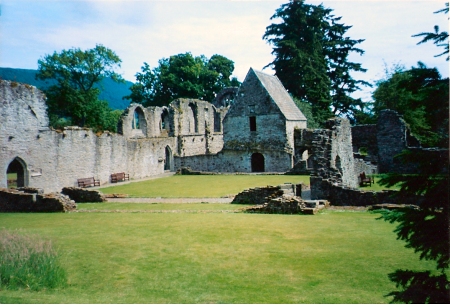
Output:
6,173,17,188
0,230,67,291
77,202,253,211
99,175,310,197
358,174,401,191
0,209,435,303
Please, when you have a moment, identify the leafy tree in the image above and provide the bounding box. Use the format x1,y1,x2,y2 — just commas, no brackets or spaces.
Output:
372,62,449,148
293,97,320,129
377,150,449,303
263,0,370,126
413,3,449,61
126,53,240,107
36,44,124,131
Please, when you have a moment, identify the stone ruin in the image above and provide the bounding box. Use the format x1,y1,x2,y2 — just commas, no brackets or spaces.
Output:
0,67,447,210
0,187,76,212
232,183,328,214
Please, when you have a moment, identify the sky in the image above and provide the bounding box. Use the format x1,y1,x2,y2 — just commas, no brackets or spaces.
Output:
0,0,448,102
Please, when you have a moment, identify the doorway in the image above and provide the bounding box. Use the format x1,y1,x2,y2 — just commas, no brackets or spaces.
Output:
251,153,265,172
6,157,27,188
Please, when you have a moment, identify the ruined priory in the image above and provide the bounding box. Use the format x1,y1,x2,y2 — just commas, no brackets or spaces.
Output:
1,68,446,202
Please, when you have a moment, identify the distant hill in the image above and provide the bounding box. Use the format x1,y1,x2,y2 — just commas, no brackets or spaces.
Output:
0,67,133,110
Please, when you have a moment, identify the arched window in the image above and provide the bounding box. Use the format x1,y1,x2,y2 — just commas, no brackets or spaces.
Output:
188,103,198,133
6,157,27,188
251,153,265,172
133,110,140,129
131,107,148,137
160,109,170,131
164,146,172,171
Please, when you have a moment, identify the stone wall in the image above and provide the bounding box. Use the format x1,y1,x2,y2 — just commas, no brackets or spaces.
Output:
308,118,358,200
232,184,296,205
377,110,421,173
0,188,76,212
310,179,423,206
351,124,378,162
0,81,224,193
174,149,293,173
61,187,106,203
353,156,378,176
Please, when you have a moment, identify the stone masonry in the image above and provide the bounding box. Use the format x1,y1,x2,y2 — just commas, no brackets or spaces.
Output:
2,70,447,208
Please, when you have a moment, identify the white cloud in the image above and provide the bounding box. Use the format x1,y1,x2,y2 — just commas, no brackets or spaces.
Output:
1,0,448,101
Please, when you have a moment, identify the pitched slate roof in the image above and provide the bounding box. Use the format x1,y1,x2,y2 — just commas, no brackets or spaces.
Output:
252,68,306,121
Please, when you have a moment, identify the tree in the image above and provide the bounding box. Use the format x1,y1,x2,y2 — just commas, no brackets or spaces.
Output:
413,3,449,61
372,62,449,148
36,44,124,131
377,150,449,303
125,53,240,107
263,0,370,126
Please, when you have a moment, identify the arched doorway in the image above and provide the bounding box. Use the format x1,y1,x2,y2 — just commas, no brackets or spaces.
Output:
164,146,172,171
251,153,265,172
6,157,27,188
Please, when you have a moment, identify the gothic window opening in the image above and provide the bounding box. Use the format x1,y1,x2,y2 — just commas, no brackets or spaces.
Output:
164,146,172,171
189,103,198,133
161,109,170,131
133,110,140,129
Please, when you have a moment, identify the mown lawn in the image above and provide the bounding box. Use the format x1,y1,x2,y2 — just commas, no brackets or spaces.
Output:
77,202,252,211
358,174,400,192
99,175,310,197
0,208,435,304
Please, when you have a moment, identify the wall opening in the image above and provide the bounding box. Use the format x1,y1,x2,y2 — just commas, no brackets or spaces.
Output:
164,146,172,171
189,103,198,133
213,108,221,132
132,107,147,136
6,157,27,188
251,153,265,172
249,116,256,132
335,155,342,174
160,109,170,132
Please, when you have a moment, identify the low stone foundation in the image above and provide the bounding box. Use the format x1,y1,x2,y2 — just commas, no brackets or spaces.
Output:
232,183,298,205
311,177,423,206
0,188,76,212
61,187,106,203
232,183,326,215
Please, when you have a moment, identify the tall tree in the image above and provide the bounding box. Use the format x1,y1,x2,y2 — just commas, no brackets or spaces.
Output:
375,5,450,302
372,62,449,148
36,44,124,131
125,53,240,107
263,0,370,126
377,150,449,303
413,3,449,61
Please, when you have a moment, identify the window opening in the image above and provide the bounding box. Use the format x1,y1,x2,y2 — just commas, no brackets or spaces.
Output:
249,116,256,132
164,146,172,171
132,110,140,129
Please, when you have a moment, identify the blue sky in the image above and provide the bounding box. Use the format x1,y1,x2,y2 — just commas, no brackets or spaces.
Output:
0,0,448,101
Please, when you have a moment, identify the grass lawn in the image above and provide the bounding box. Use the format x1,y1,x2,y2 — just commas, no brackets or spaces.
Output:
358,174,400,192
77,202,253,212
99,175,310,197
0,208,435,304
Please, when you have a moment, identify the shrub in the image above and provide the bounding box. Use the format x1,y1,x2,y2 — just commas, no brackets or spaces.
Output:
0,230,67,291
